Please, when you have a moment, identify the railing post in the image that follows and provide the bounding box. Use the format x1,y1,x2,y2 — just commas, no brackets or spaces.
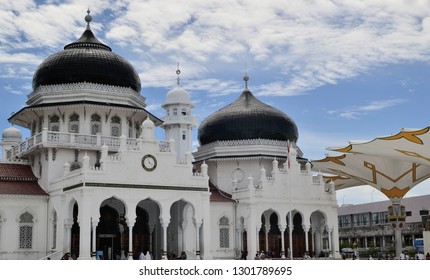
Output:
42,128,48,142
96,133,101,146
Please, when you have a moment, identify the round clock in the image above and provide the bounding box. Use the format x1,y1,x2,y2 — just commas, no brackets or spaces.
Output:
141,154,157,171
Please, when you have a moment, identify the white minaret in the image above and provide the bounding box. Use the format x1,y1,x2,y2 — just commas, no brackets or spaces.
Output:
1,125,22,161
161,65,197,162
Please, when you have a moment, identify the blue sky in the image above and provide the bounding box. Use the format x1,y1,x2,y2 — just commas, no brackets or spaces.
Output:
1,0,430,204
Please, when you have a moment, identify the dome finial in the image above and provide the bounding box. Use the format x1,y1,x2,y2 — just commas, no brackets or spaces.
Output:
176,62,181,86
243,74,249,90
243,62,249,90
85,8,92,30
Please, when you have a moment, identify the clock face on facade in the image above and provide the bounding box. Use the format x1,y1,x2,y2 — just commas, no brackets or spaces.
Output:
141,154,157,171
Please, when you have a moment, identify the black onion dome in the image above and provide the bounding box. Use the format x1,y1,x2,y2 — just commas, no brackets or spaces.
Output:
32,14,141,92
198,89,299,145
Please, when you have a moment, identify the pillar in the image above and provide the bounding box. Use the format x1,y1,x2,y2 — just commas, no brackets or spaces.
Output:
181,222,187,254
280,225,286,258
64,221,73,254
303,225,309,257
127,221,133,260
162,223,169,260
195,222,202,259
91,219,97,259
288,212,293,259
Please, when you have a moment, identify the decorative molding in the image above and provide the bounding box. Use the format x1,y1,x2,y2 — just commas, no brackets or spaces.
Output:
63,182,208,192
29,82,139,98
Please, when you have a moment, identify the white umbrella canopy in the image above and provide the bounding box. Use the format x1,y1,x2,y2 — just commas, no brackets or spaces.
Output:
313,152,430,203
321,174,364,191
311,126,430,259
329,127,430,167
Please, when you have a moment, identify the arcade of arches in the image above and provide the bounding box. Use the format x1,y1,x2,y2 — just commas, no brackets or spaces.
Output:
67,197,202,260
239,210,333,259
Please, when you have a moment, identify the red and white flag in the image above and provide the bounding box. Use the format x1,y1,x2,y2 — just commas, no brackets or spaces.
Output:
287,140,291,170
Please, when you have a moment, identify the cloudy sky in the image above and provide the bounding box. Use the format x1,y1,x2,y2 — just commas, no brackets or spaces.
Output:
1,0,430,204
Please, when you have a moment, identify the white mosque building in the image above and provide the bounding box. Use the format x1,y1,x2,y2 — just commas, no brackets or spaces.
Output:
0,12,339,260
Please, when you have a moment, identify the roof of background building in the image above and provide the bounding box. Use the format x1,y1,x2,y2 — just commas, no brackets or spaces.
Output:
0,163,48,196
338,194,430,223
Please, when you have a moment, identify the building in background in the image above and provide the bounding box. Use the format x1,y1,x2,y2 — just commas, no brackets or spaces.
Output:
338,194,430,258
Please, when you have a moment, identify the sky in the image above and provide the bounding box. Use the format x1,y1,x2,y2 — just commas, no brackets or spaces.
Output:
1,0,430,205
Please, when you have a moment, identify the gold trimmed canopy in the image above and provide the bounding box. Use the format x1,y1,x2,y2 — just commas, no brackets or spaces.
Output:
312,126,430,201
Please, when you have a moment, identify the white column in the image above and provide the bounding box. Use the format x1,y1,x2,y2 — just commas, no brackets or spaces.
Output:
280,225,286,258
195,222,202,259
288,212,293,259
78,216,91,260
91,220,97,259
181,222,187,254
162,223,169,260
127,221,133,260
65,222,73,254
303,225,309,257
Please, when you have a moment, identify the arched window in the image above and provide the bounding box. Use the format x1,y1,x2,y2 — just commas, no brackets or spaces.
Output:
19,212,34,249
90,114,101,135
219,216,230,248
111,116,121,137
181,109,187,116
173,108,178,116
69,113,79,133
182,131,186,140
49,115,60,132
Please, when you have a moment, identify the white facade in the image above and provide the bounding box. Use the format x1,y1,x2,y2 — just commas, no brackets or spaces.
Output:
0,12,340,260
195,139,340,259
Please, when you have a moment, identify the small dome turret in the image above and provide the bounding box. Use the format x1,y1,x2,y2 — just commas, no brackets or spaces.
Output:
2,125,22,141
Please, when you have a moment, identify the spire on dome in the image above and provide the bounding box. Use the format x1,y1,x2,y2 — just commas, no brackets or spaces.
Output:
85,9,92,30
243,73,249,90
176,63,181,86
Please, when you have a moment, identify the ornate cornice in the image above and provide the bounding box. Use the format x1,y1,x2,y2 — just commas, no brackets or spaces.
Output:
28,82,139,98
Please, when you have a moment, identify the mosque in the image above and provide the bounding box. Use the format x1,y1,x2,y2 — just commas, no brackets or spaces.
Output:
0,12,339,260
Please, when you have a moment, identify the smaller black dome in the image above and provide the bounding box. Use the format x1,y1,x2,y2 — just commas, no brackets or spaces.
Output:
32,18,141,92
198,89,298,145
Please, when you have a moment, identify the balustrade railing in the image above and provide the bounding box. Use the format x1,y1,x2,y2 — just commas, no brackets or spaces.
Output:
7,130,172,160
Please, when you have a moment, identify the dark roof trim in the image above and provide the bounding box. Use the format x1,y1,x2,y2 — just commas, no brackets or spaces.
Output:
9,100,163,128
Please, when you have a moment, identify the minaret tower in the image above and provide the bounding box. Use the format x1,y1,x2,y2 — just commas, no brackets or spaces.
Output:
161,65,197,162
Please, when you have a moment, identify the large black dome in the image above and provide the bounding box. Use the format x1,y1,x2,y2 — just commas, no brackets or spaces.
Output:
32,15,141,92
198,88,299,146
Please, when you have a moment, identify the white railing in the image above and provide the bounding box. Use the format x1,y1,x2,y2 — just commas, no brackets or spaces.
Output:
7,130,173,160
159,141,170,152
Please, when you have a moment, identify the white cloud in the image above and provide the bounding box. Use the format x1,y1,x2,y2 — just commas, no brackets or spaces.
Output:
327,98,408,119
2,0,430,97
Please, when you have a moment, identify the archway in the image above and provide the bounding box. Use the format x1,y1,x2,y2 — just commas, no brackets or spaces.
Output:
96,197,127,260
134,198,161,259
260,210,281,258
310,211,326,257
169,199,195,259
